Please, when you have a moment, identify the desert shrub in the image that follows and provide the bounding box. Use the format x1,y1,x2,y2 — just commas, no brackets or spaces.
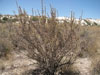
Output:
11,18,18,22
78,26,99,58
84,20,91,25
93,22,98,26
0,23,9,38
0,38,13,58
0,23,16,38
2,17,8,21
32,16,39,21
11,7,82,75
78,29,90,58
0,23,15,58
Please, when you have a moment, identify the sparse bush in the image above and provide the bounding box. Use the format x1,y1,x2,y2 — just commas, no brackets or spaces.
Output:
11,7,81,75
0,2,100,75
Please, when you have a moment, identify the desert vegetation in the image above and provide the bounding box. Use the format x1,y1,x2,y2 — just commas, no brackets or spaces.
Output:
11,7,82,74
0,1,100,75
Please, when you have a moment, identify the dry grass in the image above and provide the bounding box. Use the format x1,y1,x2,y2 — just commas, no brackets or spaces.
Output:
0,23,15,59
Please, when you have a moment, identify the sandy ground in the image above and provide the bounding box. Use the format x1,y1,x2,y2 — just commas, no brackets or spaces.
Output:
0,50,37,75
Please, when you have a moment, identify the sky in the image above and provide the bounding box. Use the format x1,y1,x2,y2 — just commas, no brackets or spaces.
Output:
0,0,100,19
